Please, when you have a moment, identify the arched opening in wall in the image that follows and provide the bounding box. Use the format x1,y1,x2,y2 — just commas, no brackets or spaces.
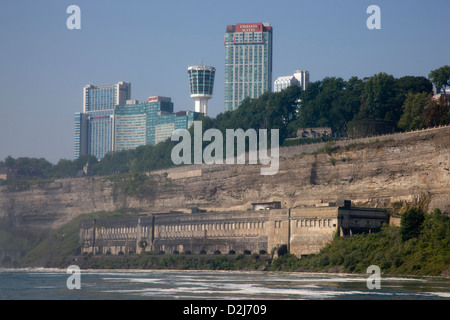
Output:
277,244,288,257
214,250,221,255
228,250,236,255
259,250,267,255
243,249,251,255
173,250,180,254
199,249,207,255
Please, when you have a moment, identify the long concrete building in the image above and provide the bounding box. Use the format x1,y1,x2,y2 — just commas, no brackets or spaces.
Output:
79,201,389,257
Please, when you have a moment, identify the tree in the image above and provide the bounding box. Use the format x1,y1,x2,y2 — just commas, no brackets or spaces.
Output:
4,156,15,169
429,65,450,111
13,157,53,178
331,76,364,133
398,92,431,131
396,76,432,97
400,208,425,242
358,72,399,122
53,159,76,178
290,77,363,135
429,65,450,95
422,95,450,127
207,85,302,145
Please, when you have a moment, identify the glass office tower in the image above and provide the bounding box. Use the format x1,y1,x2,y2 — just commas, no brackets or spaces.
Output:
114,97,201,151
74,82,131,159
73,112,88,159
224,23,273,112
83,82,131,113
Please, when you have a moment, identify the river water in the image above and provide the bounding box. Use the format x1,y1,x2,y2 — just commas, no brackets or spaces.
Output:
0,268,449,300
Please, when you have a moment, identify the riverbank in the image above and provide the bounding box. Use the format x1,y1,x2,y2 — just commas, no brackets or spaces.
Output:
66,252,450,279
74,252,273,271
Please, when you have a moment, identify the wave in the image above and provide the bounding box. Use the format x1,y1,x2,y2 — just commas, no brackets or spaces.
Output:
1,269,448,300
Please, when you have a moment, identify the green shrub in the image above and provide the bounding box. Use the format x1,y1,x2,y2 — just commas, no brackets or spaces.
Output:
400,208,425,242
329,157,336,166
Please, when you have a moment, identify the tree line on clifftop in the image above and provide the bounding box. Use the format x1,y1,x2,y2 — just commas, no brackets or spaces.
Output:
1,66,449,181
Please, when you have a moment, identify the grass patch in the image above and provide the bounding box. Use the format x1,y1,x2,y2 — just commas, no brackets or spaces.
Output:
109,173,157,199
17,210,129,268
283,137,334,147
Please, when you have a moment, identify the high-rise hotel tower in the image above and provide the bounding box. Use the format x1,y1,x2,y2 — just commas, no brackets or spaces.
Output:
224,23,273,112
74,82,131,159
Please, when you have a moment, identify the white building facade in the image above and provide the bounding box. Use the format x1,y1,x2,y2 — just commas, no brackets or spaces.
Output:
274,70,310,92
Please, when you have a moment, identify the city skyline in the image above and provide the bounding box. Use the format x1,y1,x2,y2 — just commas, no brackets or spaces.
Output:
1,0,449,163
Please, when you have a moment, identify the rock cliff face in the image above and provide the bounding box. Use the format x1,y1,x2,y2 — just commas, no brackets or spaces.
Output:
0,127,449,231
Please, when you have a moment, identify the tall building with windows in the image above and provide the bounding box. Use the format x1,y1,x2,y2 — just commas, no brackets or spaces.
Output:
224,23,273,112
83,82,131,113
293,70,310,91
73,112,88,159
74,82,131,159
114,96,201,151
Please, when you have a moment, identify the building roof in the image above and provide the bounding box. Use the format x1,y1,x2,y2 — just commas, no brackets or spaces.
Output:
274,76,294,82
226,23,272,33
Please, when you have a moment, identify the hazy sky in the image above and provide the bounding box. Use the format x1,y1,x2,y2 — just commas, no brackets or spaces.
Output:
0,0,449,163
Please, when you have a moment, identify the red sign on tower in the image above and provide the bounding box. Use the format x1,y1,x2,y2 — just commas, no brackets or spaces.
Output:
235,23,263,33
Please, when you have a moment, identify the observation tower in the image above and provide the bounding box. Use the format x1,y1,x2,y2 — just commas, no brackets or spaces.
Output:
188,65,215,116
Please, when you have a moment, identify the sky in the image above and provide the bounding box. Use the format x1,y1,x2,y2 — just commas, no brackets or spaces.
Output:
0,0,449,164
